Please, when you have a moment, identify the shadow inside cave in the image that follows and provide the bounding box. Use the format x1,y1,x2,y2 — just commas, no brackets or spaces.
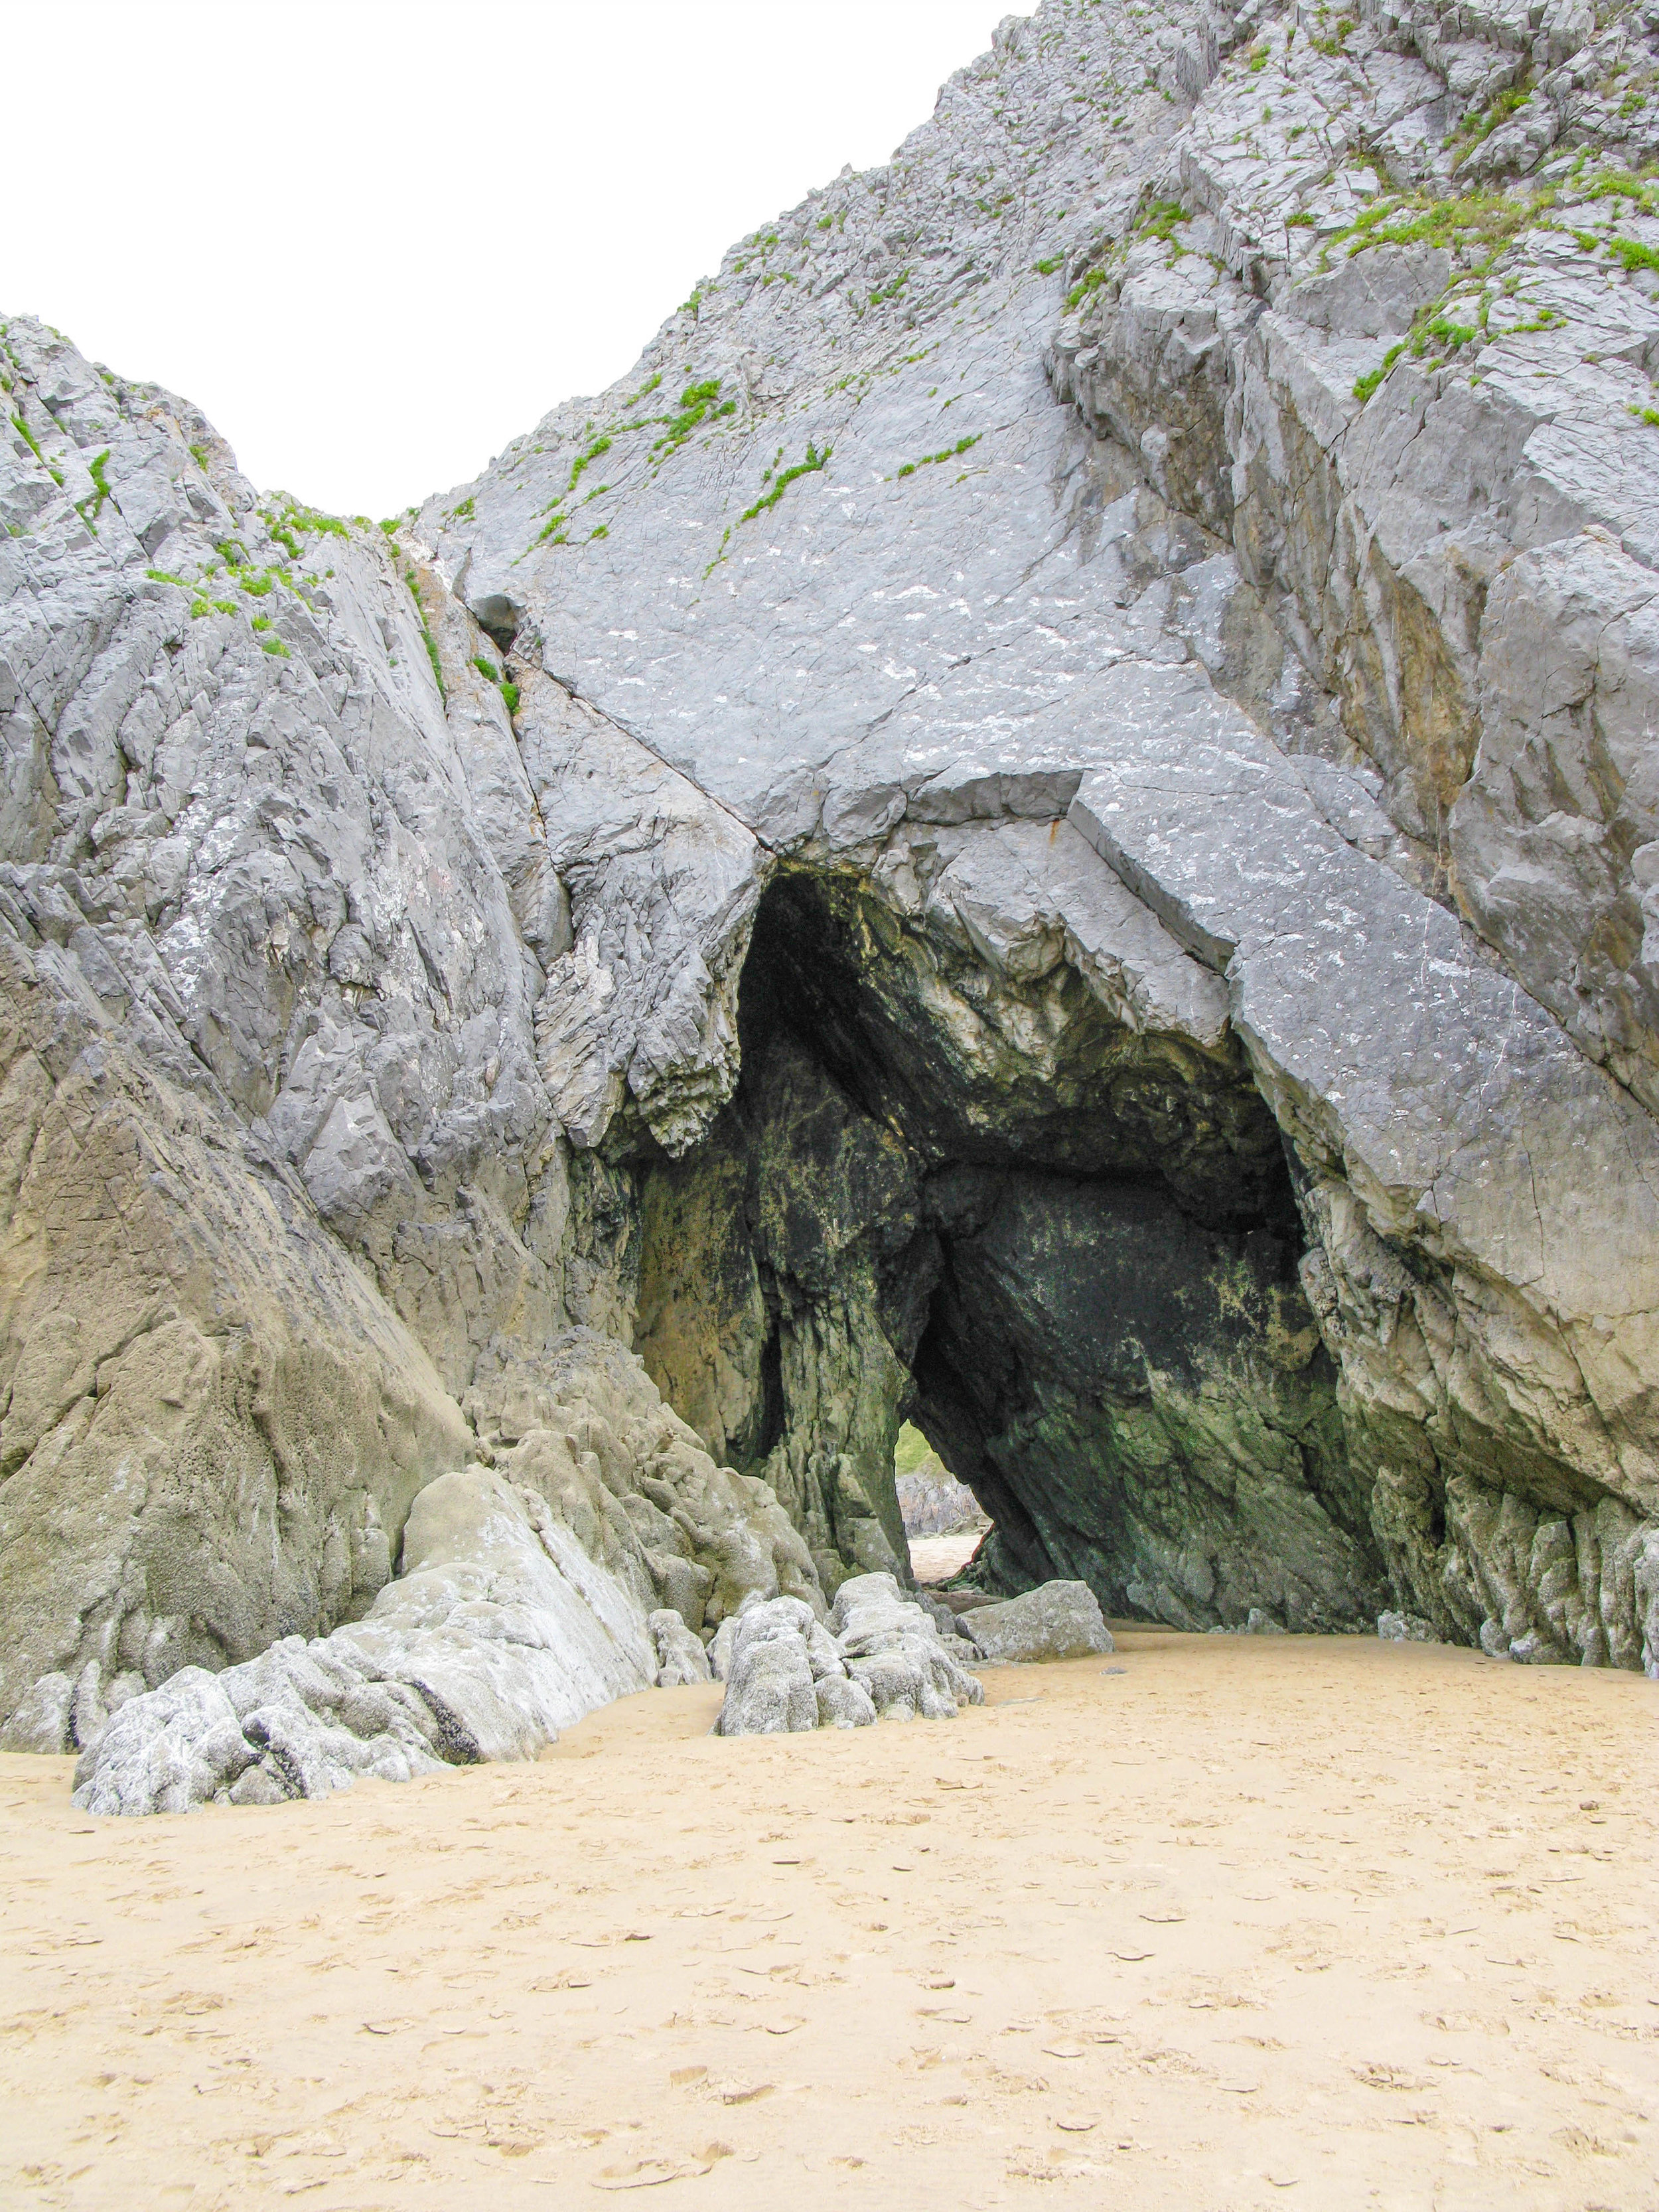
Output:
632,863,1390,1635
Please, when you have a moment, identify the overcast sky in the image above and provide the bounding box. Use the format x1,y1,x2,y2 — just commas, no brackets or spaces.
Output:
5,1,1025,516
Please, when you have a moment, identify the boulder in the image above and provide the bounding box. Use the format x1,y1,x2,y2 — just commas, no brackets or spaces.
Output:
712,1599,823,1735
959,1583,1115,1664
650,1610,713,1686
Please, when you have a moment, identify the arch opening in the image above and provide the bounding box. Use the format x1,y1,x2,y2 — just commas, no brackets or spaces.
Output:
633,862,1390,1633
894,1419,988,1591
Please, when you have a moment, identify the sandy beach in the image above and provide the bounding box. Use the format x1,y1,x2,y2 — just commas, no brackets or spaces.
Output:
1,1632,1653,2211
906,1530,986,1584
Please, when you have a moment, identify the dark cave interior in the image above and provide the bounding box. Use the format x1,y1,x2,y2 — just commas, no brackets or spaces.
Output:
633,866,1389,1632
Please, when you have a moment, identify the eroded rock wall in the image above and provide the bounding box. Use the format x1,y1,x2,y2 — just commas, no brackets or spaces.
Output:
1048,0,1659,1090
6,0,1659,1734
0,316,815,1745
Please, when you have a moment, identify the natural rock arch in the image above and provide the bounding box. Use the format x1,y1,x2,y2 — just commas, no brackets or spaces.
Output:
9,0,1659,1782
635,860,1386,1634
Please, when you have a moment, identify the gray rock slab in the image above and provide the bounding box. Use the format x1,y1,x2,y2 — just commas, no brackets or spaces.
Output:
959,1581,1116,1662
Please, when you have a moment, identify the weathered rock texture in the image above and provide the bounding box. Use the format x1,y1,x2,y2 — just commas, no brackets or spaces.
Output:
63,1331,825,1803
5,0,1659,1779
713,1574,985,1734
959,1581,1117,1663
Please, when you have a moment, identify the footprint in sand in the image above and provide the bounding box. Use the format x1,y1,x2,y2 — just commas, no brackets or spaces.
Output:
593,2156,713,2189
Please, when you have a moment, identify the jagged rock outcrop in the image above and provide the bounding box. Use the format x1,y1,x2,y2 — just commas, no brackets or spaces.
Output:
5,0,1659,1781
70,1464,655,1814
63,1332,826,1805
713,1574,985,1733
413,0,1659,1672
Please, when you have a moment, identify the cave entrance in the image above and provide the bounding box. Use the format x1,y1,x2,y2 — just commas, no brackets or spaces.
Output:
633,863,1390,1634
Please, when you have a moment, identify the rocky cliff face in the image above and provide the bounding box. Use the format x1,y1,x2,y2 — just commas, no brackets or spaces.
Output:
5,0,1659,1759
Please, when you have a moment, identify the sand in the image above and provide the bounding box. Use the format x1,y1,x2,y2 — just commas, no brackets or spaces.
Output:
1,1632,1654,2211
906,1528,985,1584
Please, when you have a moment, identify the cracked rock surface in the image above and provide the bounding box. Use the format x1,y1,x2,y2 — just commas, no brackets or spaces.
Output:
4,0,1659,1788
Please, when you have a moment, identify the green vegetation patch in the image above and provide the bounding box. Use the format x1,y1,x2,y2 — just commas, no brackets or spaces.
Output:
1577,164,1659,216
1338,187,1549,263
402,565,445,702
9,410,62,484
1137,198,1189,247
1353,344,1407,403
895,434,981,480
1610,234,1659,274
1350,275,1566,402
1446,75,1535,169
568,434,611,493
653,379,736,456
1064,198,1190,313
894,1422,942,1479
76,448,113,527
741,441,831,523
472,652,518,717
274,502,348,540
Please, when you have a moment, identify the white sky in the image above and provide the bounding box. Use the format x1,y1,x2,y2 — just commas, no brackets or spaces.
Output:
3,1,1026,516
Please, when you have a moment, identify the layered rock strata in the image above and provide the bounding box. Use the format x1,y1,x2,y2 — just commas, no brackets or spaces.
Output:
3,0,1659,1781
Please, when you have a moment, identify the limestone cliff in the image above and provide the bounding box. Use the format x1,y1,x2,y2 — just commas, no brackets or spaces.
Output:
5,0,1659,1771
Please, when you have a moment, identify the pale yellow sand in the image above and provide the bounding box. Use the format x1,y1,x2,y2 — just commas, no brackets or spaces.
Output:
906,1528,985,1584
1,1635,1654,2211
